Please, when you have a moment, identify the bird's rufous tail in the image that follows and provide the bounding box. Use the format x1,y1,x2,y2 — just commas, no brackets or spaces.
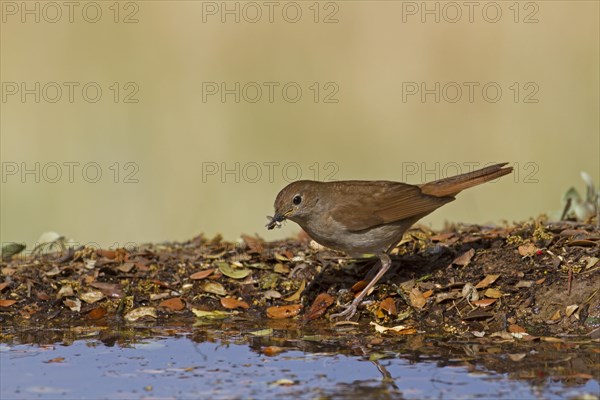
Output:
420,162,513,198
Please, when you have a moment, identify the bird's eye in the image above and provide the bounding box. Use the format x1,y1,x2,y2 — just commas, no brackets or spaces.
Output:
292,195,302,205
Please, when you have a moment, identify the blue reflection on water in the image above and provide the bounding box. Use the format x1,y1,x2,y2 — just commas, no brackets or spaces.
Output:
0,337,597,399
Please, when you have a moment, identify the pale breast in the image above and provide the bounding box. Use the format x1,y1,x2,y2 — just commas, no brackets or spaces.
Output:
300,215,417,256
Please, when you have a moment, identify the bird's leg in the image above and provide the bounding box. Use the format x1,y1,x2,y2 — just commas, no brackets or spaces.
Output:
331,253,392,320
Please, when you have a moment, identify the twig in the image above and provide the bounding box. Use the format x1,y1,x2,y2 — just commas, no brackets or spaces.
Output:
567,265,572,296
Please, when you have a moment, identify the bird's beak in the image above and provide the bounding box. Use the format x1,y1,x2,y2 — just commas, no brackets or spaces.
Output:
266,210,292,230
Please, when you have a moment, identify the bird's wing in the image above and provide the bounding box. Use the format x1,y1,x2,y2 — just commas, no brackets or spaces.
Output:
329,181,454,232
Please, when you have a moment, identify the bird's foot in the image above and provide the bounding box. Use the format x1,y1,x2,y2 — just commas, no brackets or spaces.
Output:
330,301,359,320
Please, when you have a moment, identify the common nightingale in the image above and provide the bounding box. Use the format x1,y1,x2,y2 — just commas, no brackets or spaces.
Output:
267,163,513,319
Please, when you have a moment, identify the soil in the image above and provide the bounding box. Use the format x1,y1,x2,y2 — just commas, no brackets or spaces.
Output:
1,217,599,339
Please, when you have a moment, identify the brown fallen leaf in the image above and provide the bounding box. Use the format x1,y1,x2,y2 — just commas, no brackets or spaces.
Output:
565,304,579,317
35,291,50,301
262,346,285,356
370,321,417,335
97,249,116,259
422,289,434,299
124,306,157,322
220,297,250,310
475,274,500,289
518,243,539,257
509,324,527,333
451,248,475,267
484,288,503,299
550,309,561,321
159,297,185,311
266,304,302,319
0,299,17,307
430,232,455,242
472,298,497,307
0,282,9,292
190,269,215,280
303,293,334,321
241,234,265,254
86,307,107,320
379,297,397,316
44,357,65,364
435,291,462,303
409,288,427,309
284,280,306,302
89,282,124,298
535,277,546,285
508,353,527,362
116,262,135,273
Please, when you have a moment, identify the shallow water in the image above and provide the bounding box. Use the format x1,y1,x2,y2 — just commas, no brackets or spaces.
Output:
1,320,598,399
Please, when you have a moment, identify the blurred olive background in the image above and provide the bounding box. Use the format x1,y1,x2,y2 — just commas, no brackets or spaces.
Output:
1,1,598,249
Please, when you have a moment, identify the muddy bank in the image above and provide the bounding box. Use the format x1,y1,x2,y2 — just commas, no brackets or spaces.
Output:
1,218,599,339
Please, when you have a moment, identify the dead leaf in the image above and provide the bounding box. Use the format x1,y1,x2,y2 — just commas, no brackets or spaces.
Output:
472,298,496,307
565,304,579,317
263,290,282,299
0,282,9,292
430,232,455,242
191,309,231,319
249,328,273,336
518,243,539,257
36,292,50,301
63,298,81,312
303,293,334,321
79,291,105,304
159,297,185,311
202,282,227,296
484,288,503,298
451,249,475,267
190,269,215,280
370,321,416,335
241,234,264,254
584,256,599,270
435,291,462,303
284,280,306,302
550,309,561,321
266,304,302,319
97,249,116,259
535,277,546,285
125,306,157,322
44,357,65,364
509,324,527,333
273,263,289,274
57,285,74,299
516,280,535,288
116,262,135,273
422,289,434,299
508,353,527,362
262,346,285,356
86,307,107,320
220,297,249,310
218,262,251,279
475,274,500,289
409,288,427,309
379,297,397,316
0,299,17,307
90,282,124,298
540,336,564,343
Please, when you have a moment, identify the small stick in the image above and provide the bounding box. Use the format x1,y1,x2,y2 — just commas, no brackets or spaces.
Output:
567,265,573,296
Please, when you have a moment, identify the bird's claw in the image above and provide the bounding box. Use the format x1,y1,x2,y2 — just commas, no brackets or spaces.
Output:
330,302,358,320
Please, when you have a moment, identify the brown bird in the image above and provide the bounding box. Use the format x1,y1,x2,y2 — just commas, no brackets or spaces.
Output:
267,163,513,319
